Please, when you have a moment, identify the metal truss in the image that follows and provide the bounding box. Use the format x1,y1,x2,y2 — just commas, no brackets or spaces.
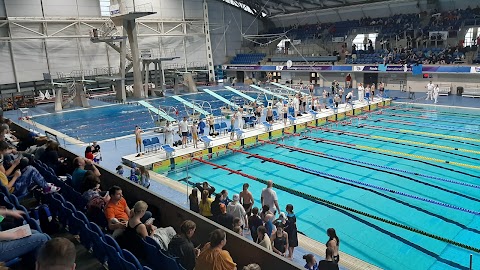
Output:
0,17,207,40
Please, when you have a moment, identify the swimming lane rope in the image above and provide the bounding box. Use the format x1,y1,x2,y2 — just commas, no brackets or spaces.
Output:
299,133,480,171
295,133,480,179
191,157,480,253
370,115,480,134
312,126,480,158
392,107,480,119
259,139,480,190
229,148,480,215
354,124,480,147
382,111,480,126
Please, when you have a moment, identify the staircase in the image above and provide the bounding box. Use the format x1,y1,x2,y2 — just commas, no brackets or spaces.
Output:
95,20,134,73
61,79,77,108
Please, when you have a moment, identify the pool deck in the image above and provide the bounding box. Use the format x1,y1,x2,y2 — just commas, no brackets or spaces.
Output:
121,97,390,171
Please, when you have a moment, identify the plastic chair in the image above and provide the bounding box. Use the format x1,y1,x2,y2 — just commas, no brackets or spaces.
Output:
101,237,124,270
26,217,42,233
143,139,152,153
122,249,143,270
85,222,107,264
8,194,21,209
151,137,160,151
144,239,182,270
219,122,228,134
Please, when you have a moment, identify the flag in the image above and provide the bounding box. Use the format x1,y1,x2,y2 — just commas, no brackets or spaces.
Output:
378,64,387,72
412,64,423,75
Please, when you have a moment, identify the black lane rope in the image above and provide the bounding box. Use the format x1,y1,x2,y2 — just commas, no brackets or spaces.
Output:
298,134,480,179
191,157,480,255
356,123,480,148
316,126,480,161
259,139,480,205
389,108,480,124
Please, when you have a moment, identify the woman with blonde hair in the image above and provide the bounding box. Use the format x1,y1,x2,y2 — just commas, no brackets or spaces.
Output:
199,190,213,218
138,166,150,189
117,201,156,259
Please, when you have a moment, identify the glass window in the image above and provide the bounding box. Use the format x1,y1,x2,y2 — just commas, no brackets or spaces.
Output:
99,0,110,17
352,33,378,51
464,28,480,47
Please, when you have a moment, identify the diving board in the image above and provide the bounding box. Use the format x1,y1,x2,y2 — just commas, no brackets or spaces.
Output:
171,95,211,116
250,85,288,100
202,89,239,109
138,101,176,122
270,82,308,96
225,86,256,102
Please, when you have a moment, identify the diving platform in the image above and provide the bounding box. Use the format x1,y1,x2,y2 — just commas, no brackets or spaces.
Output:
111,12,157,25
202,89,239,109
225,86,256,102
250,85,288,100
90,36,127,43
270,82,308,96
171,95,211,116
138,100,176,122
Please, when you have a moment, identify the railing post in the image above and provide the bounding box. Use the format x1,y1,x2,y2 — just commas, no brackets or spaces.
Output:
469,254,472,270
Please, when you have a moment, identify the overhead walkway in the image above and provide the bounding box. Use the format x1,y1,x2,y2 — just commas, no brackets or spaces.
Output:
171,95,211,116
225,86,256,102
138,100,176,122
202,89,239,109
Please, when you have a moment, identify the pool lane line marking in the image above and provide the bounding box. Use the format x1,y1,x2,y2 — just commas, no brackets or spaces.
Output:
231,148,480,215
373,115,480,134
392,107,480,118
356,124,480,147
298,134,480,179
366,117,480,135
312,126,480,157
300,131,480,170
193,156,480,253
400,129,480,143
259,139,480,190
392,109,480,125
383,111,480,126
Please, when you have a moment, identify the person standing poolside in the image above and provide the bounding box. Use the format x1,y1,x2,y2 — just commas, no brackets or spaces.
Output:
309,84,314,95
364,84,371,101
191,121,199,148
179,116,189,148
379,82,385,98
292,94,300,117
285,204,298,259
164,121,174,146
282,103,288,125
433,84,440,104
357,83,365,103
240,183,254,216
345,73,352,89
426,81,434,101
344,90,354,109
266,107,274,124
230,113,236,140
135,126,143,154
237,108,244,129
326,228,340,263
370,83,376,101
261,180,279,215
318,247,339,270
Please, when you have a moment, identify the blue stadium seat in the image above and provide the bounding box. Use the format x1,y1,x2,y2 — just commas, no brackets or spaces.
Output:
122,249,143,270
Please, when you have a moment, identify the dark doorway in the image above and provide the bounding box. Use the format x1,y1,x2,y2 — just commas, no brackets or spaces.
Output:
363,73,378,86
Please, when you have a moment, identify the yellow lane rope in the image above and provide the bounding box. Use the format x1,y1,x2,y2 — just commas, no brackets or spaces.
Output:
371,135,480,155
356,145,480,170
400,129,480,143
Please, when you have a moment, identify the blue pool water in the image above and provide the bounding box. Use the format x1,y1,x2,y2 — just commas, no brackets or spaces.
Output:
167,105,480,270
32,90,258,142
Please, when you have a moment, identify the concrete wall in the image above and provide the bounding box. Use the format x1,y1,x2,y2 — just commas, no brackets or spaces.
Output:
10,122,302,270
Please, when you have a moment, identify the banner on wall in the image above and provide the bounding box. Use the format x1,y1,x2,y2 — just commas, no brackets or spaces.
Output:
223,65,474,73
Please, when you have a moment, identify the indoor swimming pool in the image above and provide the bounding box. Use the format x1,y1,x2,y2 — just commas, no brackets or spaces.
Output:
167,104,480,270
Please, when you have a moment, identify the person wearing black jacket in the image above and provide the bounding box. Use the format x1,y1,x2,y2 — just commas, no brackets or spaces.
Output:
168,220,199,270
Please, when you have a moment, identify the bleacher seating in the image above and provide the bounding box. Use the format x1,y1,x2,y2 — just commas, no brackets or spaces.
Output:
230,53,266,64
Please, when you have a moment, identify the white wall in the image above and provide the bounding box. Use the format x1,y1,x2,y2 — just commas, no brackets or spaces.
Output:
209,2,265,65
